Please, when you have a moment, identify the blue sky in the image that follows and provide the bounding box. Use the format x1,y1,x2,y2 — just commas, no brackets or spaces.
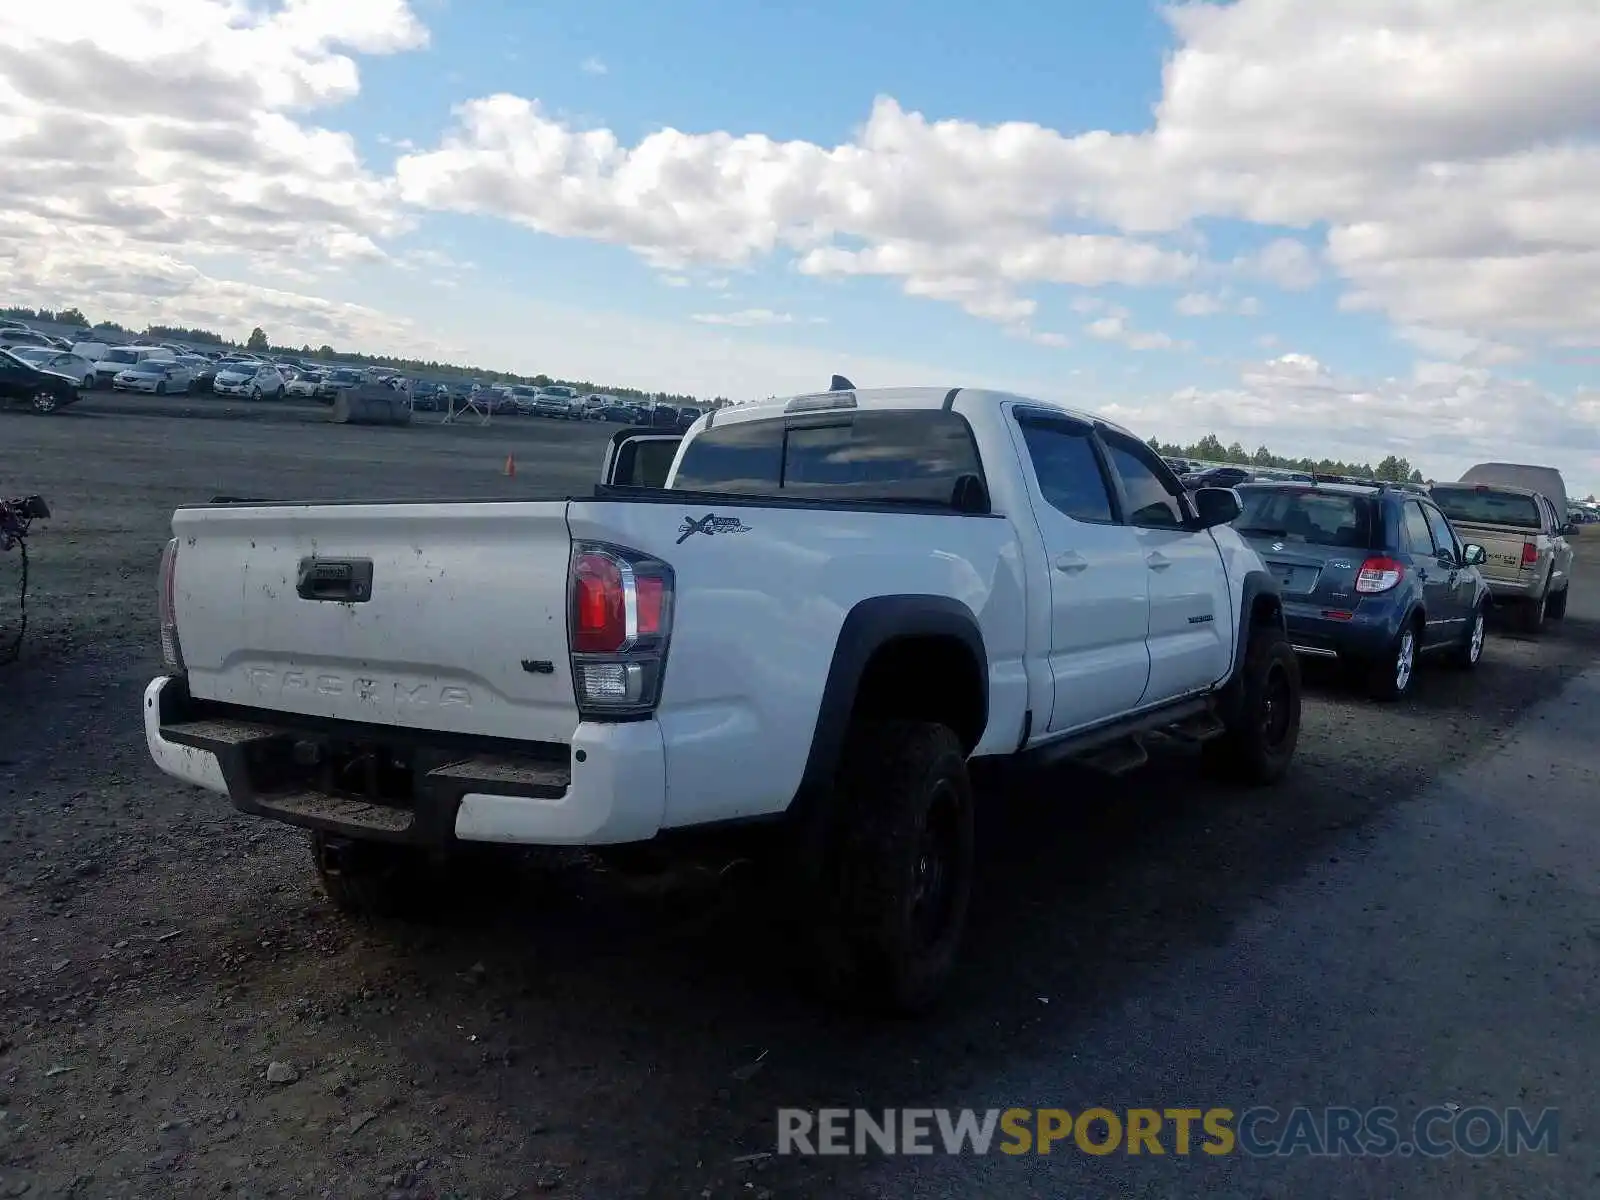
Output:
5,0,1596,488
330,1,1378,403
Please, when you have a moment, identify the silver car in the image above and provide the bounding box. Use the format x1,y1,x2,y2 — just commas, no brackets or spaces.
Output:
112,360,194,394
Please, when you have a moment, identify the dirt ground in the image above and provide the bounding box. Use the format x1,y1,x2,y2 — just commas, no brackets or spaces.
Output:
1,400,1596,1198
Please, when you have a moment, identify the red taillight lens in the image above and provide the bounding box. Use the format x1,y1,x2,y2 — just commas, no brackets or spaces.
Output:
1355,556,1404,594
1521,542,1538,566
635,576,664,635
567,542,675,717
571,552,626,653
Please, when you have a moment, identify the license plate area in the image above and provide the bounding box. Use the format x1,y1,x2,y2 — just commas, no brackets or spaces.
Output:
245,734,418,810
1269,562,1321,595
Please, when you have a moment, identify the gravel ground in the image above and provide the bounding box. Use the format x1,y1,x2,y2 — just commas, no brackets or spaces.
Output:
0,403,1596,1199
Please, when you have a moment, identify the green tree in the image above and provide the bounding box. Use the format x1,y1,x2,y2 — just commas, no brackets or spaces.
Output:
246,326,269,352
1410,469,1425,484
57,307,89,326
1374,454,1412,482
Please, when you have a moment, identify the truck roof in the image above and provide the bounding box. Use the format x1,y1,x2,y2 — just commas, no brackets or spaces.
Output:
707,386,1133,437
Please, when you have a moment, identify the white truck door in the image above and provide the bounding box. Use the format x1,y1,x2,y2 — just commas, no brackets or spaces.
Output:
1097,429,1234,705
1008,408,1152,734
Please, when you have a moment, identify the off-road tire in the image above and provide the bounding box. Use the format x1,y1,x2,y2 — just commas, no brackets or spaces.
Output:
1203,624,1301,784
1546,587,1568,621
1366,618,1421,702
811,720,976,1015
311,833,433,919
1446,604,1487,669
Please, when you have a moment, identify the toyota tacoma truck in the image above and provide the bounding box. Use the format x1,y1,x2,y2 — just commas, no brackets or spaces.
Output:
145,383,1301,1012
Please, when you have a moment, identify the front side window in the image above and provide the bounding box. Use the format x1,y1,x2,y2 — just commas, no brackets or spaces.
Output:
1402,502,1436,553
1421,504,1459,559
1103,434,1186,528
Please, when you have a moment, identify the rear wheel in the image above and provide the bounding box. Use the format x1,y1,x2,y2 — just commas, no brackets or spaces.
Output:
810,721,975,1015
1368,620,1419,701
1202,624,1301,784
1516,591,1548,635
1546,587,1568,621
155,381,167,395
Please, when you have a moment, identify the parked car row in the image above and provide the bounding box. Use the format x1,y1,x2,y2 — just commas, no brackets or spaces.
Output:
1226,461,1576,700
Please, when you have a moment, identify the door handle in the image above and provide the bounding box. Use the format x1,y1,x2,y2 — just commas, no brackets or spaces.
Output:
1146,551,1172,570
1054,551,1088,573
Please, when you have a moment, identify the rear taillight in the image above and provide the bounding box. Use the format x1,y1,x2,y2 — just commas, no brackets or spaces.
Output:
1521,542,1538,567
568,541,673,717
157,537,185,671
1355,555,1404,594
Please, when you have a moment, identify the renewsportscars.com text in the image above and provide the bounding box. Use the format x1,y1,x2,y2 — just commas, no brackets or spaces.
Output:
777,1106,1559,1158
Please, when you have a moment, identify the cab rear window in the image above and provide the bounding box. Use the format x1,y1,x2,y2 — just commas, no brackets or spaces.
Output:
1234,487,1374,549
670,410,983,505
1429,486,1542,530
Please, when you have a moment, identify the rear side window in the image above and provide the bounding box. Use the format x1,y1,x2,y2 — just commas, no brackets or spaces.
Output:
1016,419,1115,523
670,410,983,505
1429,486,1542,531
1401,502,1436,553
1234,488,1375,549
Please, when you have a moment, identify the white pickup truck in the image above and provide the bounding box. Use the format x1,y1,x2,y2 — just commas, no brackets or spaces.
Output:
145,383,1302,1012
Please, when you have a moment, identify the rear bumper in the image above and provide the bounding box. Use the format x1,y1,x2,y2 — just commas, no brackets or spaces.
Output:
1483,576,1543,601
1282,599,1400,659
143,675,667,848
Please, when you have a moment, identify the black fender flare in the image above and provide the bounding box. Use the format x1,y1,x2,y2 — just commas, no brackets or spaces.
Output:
797,594,989,799
1216,569,1291,726
1228,568,1286,683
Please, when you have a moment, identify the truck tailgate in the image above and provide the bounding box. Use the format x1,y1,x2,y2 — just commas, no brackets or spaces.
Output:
1448,521,1536,584
170,501,581,742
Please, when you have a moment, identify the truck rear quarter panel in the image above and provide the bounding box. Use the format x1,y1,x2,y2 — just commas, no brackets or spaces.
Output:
566,499,1028,828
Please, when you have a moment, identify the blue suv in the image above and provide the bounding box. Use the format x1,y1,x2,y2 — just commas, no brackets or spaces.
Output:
1232,480,1492,700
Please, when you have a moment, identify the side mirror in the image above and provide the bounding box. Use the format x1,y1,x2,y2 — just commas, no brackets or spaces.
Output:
1463,544,1488,566
1559,522,1576,537
1192,486,1243,529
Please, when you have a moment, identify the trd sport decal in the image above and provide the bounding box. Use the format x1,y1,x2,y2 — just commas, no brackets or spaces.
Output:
676,513,753,543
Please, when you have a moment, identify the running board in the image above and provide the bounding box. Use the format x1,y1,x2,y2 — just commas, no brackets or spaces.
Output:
1019,696,1218,773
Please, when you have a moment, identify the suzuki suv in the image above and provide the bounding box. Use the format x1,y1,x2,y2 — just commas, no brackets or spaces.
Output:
1232,481,1492,700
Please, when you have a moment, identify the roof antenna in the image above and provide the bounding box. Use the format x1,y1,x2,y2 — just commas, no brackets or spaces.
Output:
830,374,855,391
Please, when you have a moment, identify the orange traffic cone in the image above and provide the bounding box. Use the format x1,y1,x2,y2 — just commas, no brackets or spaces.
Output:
503,454,516,477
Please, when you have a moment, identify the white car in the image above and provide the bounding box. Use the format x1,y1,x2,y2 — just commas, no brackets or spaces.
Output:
144,382,1302,1014
7,347,96,390
284,372,321,398
213,363,286,399
113,360,194,394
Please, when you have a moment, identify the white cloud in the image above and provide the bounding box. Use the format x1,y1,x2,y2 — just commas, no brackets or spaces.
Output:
1176,290,1261,317
0,0,430,344
1085,312,1188,352
1098,353,1600,493
690,309,805,328
394,1,1600,353
580,57,607,76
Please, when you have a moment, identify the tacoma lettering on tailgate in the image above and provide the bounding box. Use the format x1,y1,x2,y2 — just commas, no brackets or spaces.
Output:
244,668,472,708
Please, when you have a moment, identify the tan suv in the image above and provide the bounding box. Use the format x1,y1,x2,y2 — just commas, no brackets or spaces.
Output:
1428,483,1573,633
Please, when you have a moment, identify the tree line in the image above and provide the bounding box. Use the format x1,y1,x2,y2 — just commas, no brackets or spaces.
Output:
1,305,726,409
1148,433,1427,484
